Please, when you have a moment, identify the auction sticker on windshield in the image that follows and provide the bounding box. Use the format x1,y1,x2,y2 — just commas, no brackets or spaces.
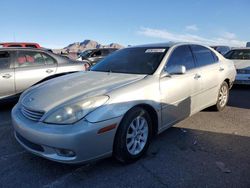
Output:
145,49,166,53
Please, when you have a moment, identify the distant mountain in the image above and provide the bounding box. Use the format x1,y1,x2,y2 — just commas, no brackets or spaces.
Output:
56,40,124,53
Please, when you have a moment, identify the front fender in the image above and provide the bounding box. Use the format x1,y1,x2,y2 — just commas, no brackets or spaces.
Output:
85,76,161,123
85,99,160,123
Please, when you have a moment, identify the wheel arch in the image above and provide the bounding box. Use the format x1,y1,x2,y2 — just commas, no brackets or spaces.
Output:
116,103,159,137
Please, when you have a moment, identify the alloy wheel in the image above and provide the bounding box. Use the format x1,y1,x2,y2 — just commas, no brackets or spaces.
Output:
126,116,149,155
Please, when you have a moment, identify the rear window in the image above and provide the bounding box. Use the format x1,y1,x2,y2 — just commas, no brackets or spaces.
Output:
0,51,11,69
191,45,217,67
224,49,250,60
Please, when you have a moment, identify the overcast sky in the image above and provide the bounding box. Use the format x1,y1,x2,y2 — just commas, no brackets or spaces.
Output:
0,0,249,48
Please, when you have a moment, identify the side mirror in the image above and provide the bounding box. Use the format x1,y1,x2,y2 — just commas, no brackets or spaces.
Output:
166,65,186,75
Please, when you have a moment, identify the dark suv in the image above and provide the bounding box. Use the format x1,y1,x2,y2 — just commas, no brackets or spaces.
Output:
77,48,118,66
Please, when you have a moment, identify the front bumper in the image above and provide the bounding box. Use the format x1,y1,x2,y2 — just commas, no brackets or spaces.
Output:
235,74,250,85
12,104,122,164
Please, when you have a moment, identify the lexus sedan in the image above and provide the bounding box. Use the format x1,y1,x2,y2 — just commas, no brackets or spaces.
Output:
224,48,250,85
0,48,87,101
12,43,236,164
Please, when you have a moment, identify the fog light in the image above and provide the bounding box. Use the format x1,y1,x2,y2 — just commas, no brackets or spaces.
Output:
56,149,75,157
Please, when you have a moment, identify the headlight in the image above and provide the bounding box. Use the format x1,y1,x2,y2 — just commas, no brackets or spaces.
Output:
44,96,109,124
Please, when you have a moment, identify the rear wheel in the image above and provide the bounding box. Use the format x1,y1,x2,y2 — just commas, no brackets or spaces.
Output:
214,81,229,111
113,107,152,163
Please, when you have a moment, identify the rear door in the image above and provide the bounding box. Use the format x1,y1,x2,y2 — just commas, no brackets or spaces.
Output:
0,51,15,99
14,50,57,94
190,45,221,109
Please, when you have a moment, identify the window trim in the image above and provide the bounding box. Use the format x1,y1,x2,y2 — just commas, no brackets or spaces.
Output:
14,50,52,69
40,52,57,65
164,45,197,73
190,45,218,68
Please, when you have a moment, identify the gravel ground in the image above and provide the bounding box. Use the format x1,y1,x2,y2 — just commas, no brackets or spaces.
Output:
0,86,249,188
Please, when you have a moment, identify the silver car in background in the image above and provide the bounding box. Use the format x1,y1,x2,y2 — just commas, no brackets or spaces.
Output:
224,48,250,85
12,43,236,164
0,48,87,101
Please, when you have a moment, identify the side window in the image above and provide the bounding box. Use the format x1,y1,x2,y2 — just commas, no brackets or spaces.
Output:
25,45,37,48
191,45,216,67
41,53,56,65
0,51,11,69
91,50,101,57
16,51,46,68
101,49,110,56
166,45,195,71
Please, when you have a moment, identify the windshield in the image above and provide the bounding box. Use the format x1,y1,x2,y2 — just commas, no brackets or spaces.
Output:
80,50,93,58
91,47,168,74
225,49,250,60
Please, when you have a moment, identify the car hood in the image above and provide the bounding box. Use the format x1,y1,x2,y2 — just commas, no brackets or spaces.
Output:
233,60,250,70
21,71,146,112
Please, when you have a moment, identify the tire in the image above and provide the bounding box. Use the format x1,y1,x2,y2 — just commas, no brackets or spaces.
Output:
213,81,229,111
113,107,152,163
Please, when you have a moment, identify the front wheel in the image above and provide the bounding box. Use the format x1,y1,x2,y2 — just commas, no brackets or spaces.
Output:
214,81,229,111
113,107,152,163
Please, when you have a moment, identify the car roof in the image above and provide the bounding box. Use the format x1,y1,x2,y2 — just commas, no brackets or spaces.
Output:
0,42,39,45
129,42,211,48
131,42,179,48
0,47,47,52
230,47,250,50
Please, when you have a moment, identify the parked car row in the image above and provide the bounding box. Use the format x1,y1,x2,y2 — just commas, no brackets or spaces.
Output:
211,45,231,55
76,48,118,66
11,42,236,164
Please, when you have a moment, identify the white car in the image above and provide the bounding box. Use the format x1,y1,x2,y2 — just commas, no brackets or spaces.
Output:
225,48,250,85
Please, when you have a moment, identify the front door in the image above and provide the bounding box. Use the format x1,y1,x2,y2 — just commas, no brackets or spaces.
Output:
160,45,201,128
14,50,57,94
0,51,15,99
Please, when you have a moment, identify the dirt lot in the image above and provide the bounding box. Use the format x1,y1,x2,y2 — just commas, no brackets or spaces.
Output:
0,86,249,188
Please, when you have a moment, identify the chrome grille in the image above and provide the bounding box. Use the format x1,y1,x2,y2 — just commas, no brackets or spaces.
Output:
21,106,44,121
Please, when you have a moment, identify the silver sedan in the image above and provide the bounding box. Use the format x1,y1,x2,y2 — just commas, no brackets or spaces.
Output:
12,43,236,164
0,48,86,101
224,48,250,85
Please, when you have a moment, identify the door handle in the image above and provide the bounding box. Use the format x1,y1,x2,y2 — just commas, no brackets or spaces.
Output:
219,67,224,72
46,69,54,74
2,74,12,79
194,74,201,80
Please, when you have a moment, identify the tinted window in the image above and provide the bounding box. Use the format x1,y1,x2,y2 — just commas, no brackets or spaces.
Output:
101,49,110,56
216,46,230,55
92,47,168,74
224,49,250,60
166,45,195,71
80,50,92,58
91,50,101,57
41,53,56,65
191,45,216,67
16,51,46,68
0,51,10,69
